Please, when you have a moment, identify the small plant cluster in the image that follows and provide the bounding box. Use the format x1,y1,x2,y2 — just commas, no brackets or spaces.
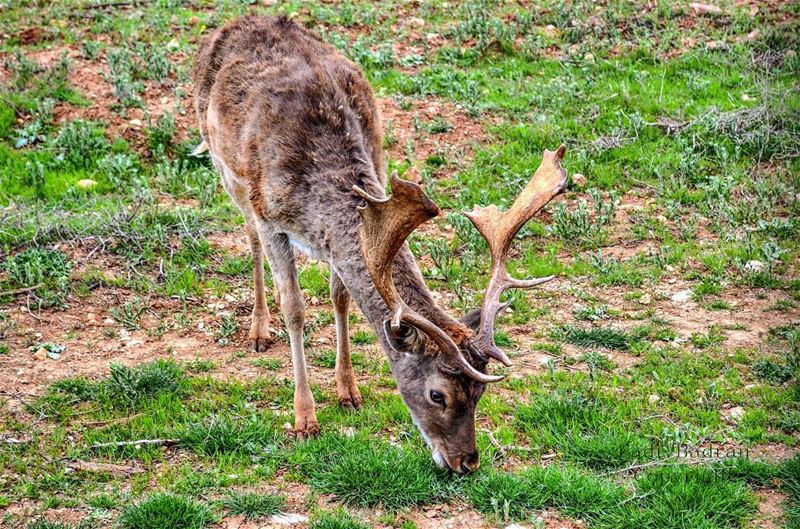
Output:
2,248,71,308
549,189,619,248
105,43,173,108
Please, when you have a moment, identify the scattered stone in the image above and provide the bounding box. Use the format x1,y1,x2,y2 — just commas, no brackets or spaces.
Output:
571,173,587,187
649,394,660,404
33,348,48,361
424,508,440,519
744,260,764,273
725,406,745,422
76,179,97,189
538,355,554,367
671,290,692,303
690,2,723,15
271,513,308,525
639,293,652,305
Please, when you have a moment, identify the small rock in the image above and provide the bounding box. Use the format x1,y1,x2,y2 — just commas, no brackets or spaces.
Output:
744,260,764,273
538,355,554,367
639,293,652,305
424,508,440,519
741,93,752,101
745,29,760,41
786,49,797,59
726,406,745,421
648,394,660,404
571,173,587,187
76,178,97,189
33,348,48,361
271,513,308,525
408,17,425,27
706,40,727,50
505,525,527,529
128,118,143,127
166,38,179,51
690,2,723,15
671,289,692,303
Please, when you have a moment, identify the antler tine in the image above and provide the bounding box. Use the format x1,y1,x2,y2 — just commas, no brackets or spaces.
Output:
464,146,568,366
354,174,503,384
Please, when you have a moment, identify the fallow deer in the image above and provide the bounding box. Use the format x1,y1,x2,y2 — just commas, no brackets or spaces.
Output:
193,15,566,474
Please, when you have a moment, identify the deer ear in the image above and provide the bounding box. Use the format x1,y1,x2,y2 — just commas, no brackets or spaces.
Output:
459,308,482,332
384,320,428,355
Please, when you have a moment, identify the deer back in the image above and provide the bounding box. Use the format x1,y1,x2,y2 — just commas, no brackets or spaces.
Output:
192,15,384,224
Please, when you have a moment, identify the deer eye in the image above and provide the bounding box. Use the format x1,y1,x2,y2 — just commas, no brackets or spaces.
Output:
429,390,446,406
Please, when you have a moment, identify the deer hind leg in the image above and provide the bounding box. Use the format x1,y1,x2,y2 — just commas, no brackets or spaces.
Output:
330,271,362,410
260,230,319,439
246,222,272,352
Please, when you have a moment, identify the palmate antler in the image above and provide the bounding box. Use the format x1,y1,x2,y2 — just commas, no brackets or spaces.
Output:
464,145,568,366
353,176,502,383
353,146,567,383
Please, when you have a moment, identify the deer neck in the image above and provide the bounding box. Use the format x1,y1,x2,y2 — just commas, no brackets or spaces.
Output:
330,238,468,356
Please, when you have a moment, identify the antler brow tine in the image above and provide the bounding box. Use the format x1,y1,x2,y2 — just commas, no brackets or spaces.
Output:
465,145,568,366
354,174,503,383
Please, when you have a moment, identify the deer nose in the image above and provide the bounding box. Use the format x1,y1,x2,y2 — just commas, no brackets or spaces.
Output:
457,451,480,474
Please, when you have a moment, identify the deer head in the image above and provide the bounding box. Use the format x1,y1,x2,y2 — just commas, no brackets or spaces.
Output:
354,146,568,473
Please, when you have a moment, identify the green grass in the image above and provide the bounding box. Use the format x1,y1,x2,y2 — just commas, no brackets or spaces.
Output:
289,433,449,509
465,464,757,528
222,490,286,520
117,493,213,529
103,359,184,407
552,325,633,350
310,510,370,529
178,415,283,457
516,392,652,469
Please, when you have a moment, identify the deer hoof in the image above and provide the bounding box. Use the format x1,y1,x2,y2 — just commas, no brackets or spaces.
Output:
338,392,363,411
250,336,272,352
293,418,320,441
337,383,363,411
338,397,362,411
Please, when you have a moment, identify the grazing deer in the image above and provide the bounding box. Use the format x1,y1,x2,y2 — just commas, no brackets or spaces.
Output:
193,15,566,474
